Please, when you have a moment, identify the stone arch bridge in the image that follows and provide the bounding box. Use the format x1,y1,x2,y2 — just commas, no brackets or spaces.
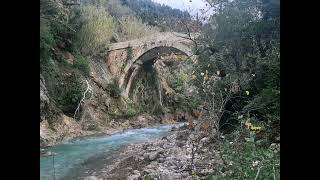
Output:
105,32,197,97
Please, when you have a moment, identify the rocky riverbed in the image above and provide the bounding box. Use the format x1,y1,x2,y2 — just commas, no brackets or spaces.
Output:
82,125,224,180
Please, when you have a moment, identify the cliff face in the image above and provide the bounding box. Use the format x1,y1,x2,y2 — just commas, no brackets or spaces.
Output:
39,53,113,146
39,53,159,147
40,46,194,146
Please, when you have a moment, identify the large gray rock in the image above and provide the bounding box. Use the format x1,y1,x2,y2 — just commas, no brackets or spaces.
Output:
143,153,149,161
157,157,165,163
144,152,159,161
132,170,140,175
149,152,158,161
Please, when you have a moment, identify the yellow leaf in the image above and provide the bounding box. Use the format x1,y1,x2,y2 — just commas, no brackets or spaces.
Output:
251,126,262,131
245,91,250,95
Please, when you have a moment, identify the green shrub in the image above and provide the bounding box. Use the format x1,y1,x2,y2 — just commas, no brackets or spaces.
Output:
109,99,143,119
40,18,55,63
51,71,85,116
170,70,188,93
144,175,154,180
124,103,141,118
107,80,122,98
116,16,159,41
209,130,280,179
73,54,90,76
75,5,114,55
126,47,133,61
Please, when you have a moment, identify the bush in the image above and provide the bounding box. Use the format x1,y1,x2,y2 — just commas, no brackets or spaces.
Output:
40,18,55,62
73,54,90,76
208,130,280,179
170,70,188,93
107,80,122,98
109,101,143,119
51,70,85,116
116,16,159,41
75,5,114,55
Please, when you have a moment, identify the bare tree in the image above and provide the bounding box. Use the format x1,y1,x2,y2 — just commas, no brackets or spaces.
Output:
74,80,93,119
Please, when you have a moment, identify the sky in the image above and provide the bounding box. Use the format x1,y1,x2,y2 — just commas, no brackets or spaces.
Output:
151,0,213,18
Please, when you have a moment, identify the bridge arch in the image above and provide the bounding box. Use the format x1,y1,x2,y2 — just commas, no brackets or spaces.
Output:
121,45,191,97
106,32,198,97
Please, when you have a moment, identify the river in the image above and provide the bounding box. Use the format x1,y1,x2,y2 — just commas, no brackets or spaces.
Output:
40,123,185,180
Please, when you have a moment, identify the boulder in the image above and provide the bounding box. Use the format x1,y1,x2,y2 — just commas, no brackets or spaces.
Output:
144,152,159,161
132,170,140,175
157,157,165,163
149,152,158,161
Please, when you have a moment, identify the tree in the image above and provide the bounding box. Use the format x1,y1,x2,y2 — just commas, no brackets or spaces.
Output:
192,0,279,136
74,5,114,55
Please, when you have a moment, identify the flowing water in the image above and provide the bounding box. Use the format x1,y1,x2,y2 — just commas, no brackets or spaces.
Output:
40,123,185,180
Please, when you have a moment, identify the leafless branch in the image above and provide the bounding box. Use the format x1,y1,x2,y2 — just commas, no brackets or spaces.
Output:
73,80,93,119
254,166,263,180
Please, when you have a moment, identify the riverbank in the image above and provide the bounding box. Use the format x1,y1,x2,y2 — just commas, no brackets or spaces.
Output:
41,123,186,180
78,124,223,180
40,113,180,148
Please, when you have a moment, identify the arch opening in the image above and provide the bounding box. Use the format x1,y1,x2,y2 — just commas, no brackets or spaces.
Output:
122,46,190,93
122,46,190,114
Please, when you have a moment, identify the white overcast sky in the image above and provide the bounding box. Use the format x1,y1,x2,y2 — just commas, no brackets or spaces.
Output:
151,0,213,17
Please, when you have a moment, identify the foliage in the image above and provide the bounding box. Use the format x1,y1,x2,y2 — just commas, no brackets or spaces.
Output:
75,5,114,55
115,16,160,41
40,18,55,62
40,0,74,51
109,99,143,119
185,1,281,177
107,79,122,98
73,54,90,76
40,0,69,22
122,0,193,32
51,70,85,116
170,70,188,93
192,0,279,135
126,47,133,61
160,64,201,113
208,129,280,179
104,0,134,19
144,175,154,180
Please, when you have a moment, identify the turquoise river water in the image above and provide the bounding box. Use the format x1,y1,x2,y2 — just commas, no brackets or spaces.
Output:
40,123,185,180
